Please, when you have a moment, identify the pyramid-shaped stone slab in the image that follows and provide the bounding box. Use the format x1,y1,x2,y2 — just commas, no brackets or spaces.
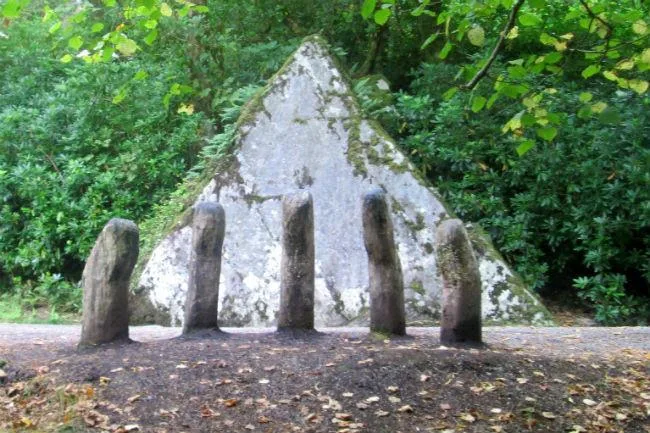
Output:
136,37,552,327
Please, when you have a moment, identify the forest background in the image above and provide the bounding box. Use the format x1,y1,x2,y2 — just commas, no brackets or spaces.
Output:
0,0,648,325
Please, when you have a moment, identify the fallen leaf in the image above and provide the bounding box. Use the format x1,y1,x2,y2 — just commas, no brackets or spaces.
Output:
386,386,399,393
541,412,557,419
124,425,140,432
258,415,270,424
582,399,597,406
83,410,108,427
490,408,502,414
388,396,401,403
244,424,255,430
258,379,270,384
357,358,374,365
440,403,451,410
356,402,369,410
460,413,476,423
224,398,239,407
397,405,413,413
366,396,380,403
375,410,390,417
342,392,354,398
420,374,430,382
335,413,353,420
517,378,529,384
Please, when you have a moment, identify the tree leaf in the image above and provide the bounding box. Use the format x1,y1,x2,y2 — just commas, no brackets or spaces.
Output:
578,92,592,103
516,140,534,156
628,79,649,95
374,9,391,25
91,22,104,33
144,29,158,45
640,48,650,64
420,32,438,50
361,0,376,19
117,38,138,56
160,2,172,17
632,20,647,35
68,36,83,50
519,13,542,27
2,0,27,18
49,21,62,34
442,87,458,100
438,41,452,59
467,25,485,47
60,54,73,63
581,64,600,79
471,96,487,113
544,52,562,64
536,126,557,141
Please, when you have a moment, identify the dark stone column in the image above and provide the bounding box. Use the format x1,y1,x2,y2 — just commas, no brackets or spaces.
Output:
80,218,139,346
183,202,226,333
362,188,406,336
278,191,315,331
436,219,482,345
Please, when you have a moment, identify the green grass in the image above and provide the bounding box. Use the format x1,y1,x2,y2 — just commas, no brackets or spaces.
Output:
0,293,80,324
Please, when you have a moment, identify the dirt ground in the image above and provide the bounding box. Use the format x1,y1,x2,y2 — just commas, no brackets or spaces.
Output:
0,326,648,433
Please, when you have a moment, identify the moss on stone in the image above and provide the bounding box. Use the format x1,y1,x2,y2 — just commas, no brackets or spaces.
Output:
409,279,425,296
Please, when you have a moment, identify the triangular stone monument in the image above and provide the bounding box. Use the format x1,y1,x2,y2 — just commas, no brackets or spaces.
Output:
133,36,552,327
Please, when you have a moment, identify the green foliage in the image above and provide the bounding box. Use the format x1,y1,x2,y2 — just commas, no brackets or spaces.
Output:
361,0,650,151
388,62,650,324
0,17,205,307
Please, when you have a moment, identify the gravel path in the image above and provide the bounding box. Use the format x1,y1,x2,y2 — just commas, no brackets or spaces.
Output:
1,324,648,360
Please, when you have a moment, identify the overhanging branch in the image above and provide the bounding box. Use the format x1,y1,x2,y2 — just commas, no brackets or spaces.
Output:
463,0,525,90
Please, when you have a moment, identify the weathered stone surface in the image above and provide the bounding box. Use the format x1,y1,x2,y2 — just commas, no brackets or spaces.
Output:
436,219,482,345
80,218,139,346
183,202,226,333
278,192,315,330
363,189,405,335
135,36,553,327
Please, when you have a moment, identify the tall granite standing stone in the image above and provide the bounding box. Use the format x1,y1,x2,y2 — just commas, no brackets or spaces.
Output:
80,218,139,346
278,191,315,331
362,189,406,335
183,202,226,334
436,219,482,345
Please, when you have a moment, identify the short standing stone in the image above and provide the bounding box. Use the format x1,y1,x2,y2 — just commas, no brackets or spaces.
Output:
80,218,139,346
362,188,406,336
436,219,482,345
183,202,226,333
278,191,315,330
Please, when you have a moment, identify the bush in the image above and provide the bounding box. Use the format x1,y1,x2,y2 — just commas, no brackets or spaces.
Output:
391,63,650,324
0,19,206,299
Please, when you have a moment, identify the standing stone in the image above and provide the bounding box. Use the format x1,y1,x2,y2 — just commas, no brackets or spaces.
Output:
278,191,315,331
436,219,482,345
362,188,406,336
80,218,139,346
183,202,226,333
